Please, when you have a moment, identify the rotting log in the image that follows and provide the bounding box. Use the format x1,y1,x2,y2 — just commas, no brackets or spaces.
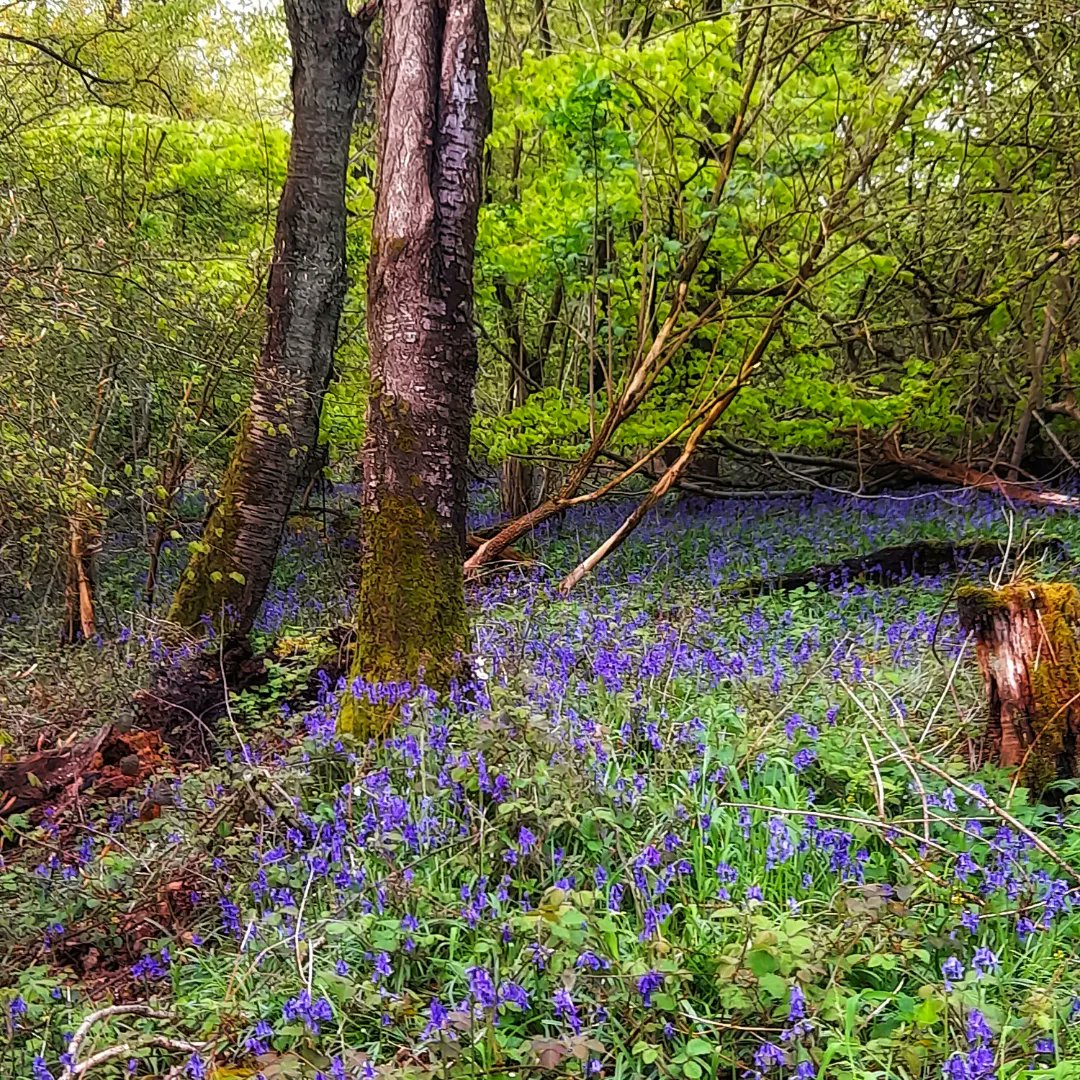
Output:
731,538,1066,596
957,582,1080,792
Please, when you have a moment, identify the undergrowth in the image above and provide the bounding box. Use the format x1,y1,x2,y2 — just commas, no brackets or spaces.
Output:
2,488,1079,1080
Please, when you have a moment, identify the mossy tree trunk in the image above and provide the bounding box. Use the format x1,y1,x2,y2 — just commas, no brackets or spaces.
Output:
957,582,1080,792
168,0,370,636
342,0,490,736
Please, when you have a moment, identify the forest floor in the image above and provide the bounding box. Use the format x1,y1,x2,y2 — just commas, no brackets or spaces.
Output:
2,486,1080,1080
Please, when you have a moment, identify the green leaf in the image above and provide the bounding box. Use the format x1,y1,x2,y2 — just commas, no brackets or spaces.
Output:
748,949,779,976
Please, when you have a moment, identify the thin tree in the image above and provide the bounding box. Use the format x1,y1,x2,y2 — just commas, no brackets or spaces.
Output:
169,0,371,635
340,0,490,734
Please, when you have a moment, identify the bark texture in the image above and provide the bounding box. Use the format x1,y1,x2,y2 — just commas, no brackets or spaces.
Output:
343,0,490,735
169,0,368,635
957,582,1080,792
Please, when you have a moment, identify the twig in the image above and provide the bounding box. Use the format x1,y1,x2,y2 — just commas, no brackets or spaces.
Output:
60,1006,177,1080
71,1036,208,1078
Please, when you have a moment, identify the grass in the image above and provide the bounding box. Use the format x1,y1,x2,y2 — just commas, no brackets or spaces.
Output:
1,486,1080,1080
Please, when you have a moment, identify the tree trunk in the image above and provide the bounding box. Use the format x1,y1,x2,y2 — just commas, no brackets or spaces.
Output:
61,505,99,643
342,0,490,735
168,0,369,636
496,279,561,518
957,583,1080,792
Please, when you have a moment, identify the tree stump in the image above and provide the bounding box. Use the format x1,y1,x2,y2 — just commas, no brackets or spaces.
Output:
957,582,1080,791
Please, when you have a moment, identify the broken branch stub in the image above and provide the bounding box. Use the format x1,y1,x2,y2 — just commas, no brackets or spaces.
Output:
957,582,1080,792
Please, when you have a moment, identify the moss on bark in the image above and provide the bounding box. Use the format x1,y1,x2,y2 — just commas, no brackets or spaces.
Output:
167,423,250,634
958,581,1080,791
340,494,468,738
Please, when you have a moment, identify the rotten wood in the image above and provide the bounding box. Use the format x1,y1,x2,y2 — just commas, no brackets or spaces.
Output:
730,538,1066,597
957,582,1080,792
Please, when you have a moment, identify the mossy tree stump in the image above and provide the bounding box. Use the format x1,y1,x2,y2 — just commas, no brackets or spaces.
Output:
957,582,1080,791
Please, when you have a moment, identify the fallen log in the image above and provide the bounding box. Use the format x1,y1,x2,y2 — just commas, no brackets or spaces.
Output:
729,538,1066,596
883,445,1080,510
958,582,1080,792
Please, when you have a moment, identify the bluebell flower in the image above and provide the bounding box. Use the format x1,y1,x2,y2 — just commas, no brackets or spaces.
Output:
966,1009,992,1046
552,987,581,1034
373,952,392,982
637,969,663,1007
466,966,498,1009
971,946,999,978
499,980,529,1010
753,1042,786,1072
942,956,964,989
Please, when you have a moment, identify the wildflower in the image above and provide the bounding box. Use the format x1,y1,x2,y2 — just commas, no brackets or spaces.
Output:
31,1057,54,1080
466,966,498,1010
794,1062,816,1079
575,950,609,971
637,969,664,1007
971,946,1000,978
185,1056,208,1080
966,1009,992,1046
766,817,795,869
788,985,806,1021
753,1042,786,1072
552,987,582,1034
1035,1038,1055,1055
335,959,349,976
960,909,980,935
942,956,964,989
9,996,27,1020
942,1055,967,1080
421,998,449,1041
498,981,529,1010
373,952,392,982
640,902,672,941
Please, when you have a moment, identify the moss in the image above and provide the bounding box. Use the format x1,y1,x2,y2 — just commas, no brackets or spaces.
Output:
167,418,251,635
956,583,1014,620
340,492,468,740
960,582,1080,791
1026,583,1080,790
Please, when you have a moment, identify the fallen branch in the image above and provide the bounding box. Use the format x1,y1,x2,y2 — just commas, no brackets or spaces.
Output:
883,442,1080,509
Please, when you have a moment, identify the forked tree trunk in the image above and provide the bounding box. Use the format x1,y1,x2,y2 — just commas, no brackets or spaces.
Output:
341,0,490,735
957,583,1080,792
168,0,369,636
